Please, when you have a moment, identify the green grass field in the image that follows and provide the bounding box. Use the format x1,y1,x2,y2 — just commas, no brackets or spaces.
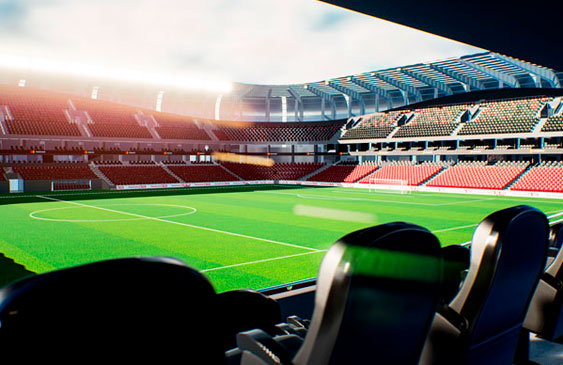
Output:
0,185,561,292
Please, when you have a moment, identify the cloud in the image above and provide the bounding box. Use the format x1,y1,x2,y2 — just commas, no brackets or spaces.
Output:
0,0,483,85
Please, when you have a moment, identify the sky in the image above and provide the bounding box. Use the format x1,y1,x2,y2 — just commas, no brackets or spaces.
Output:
0,0,483,89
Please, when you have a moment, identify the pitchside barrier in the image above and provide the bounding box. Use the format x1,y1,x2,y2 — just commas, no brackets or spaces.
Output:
111,179,563,200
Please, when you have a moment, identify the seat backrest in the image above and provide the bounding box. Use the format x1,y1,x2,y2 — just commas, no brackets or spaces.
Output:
546,222,563,279
449,205,549,361
215,289,282,351
0,257,223,362
293,222,443,365
523,222,563,340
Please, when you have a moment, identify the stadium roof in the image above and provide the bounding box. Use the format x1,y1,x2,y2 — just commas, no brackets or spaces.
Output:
320,0,563,72
226,51,563,121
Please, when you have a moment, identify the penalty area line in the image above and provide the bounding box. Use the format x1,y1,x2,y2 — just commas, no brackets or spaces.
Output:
35,195,321,253
200,250,326,273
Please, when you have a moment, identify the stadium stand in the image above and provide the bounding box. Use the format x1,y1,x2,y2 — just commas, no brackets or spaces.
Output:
12,164,98,181
541,114,563,132
151,112,211,140
306,163,378,183
426,161,529,190
72,98,153,139
458,97,549,135
358,162,443,186
421,205,549,365
221,162,324,181
231,222,443,364
0,85,82,137
340,111,405,140
393,105,468,138
213,121,343,142
98,165,179,185
167,165,239,183
510,161,563,193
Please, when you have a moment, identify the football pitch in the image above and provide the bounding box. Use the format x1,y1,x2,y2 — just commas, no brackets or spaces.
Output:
0,185,562,292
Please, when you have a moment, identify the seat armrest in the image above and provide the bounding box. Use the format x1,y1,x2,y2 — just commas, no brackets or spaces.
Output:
437,304,469,332
237,329,293,365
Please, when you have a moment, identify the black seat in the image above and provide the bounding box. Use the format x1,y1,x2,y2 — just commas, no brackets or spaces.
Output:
235,222,443,364
515,222,563,362
216,289,282,351
421,205,549,365
0,257,224,362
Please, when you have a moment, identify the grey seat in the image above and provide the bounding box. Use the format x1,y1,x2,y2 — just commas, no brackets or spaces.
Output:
0,257,224,363
421,205,549,365
235,222,444,364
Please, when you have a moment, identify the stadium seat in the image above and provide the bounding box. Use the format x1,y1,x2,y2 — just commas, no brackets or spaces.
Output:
233,222,443,364
216,289,282,351
0,257,224,362
421,205,549,365
515,222,563,361
441,244,470,305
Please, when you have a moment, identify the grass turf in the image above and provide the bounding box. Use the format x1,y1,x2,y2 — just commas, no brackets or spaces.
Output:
0,185,561,292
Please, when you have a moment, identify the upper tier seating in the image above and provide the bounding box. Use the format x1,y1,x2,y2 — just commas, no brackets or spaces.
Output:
426,161,529,190
394,105,468,138
72,98,153,139
213,121,343,142
0,85,81,137
0,257,225,362
421,205,549,364
98,165,179,185
167,165,239,182
307,164,378,183
340,111,405,140
233,222,443,364
541,114,563,132
151,112,211,140
358,162,443,186
221,162,324,181
510,161,563,193
13,164,97,181
458,97,548,135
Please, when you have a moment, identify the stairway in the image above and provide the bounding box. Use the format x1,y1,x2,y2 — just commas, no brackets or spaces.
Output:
160,164,185,183
300,163,331,181
88,163,115,188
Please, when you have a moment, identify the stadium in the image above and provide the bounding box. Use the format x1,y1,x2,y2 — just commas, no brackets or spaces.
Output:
0,0,562,363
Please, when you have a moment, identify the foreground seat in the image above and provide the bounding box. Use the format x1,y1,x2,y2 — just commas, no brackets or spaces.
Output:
0,257,224,362
235,222,443,364
421,205,549,365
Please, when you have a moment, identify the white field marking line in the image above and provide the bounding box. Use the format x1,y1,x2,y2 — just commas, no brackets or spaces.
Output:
262,190,496,207
260,190,437,206
36,195,321,253
29,203,197,223
551,218,563,225
431,224,478,234
332,189,563,205
433,211,563,237
200,250,326,273
328,189,498,206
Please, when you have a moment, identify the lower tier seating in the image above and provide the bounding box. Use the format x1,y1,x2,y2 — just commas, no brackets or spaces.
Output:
98,165,179,185
426,161,528,190
510,162,563,193
167,165,239,182
307,164,378,183
221,162,324,181
358,163,443,186
13,164,98,181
